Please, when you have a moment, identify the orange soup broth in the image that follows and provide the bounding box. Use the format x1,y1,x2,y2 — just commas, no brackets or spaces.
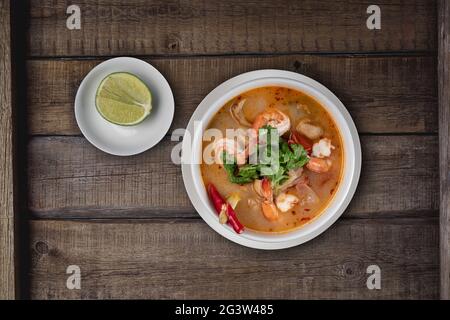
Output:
201,86,344,233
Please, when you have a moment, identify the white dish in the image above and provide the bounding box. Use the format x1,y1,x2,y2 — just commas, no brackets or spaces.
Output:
182,69,361,250
75,57,174,156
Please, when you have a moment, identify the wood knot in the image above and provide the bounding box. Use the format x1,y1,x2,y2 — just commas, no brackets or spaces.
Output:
293,60,303,71
167,34,182,51
35,241,49,255
341,261,362,279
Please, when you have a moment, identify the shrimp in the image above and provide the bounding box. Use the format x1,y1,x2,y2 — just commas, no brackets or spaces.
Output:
258,177,302,219
307,138,334,172
213,137,247,165
275,193,299,212
311,138,334,158
252,109,291,136
306,157,332,173
253,178,273,199
254,177,279,221
262,201,279,221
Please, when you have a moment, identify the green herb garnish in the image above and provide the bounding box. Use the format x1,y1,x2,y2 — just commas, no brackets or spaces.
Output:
223,157,259,185
222,126,309,187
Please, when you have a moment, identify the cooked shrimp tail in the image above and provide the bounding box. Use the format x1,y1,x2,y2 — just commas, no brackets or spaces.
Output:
252,109,291,136
306,157,332,173
261,201,279,221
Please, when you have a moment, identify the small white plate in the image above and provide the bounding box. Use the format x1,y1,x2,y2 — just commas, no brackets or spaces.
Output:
75,57,174,156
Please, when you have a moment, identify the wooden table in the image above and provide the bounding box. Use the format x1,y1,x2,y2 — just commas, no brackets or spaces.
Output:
1,0,449,299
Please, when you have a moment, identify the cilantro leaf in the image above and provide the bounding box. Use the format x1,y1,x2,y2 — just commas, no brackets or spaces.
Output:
286,143,309,170
222,152,259,185
220,128,310,188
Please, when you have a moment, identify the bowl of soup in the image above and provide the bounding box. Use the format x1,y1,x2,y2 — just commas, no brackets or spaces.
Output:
181,70,361,249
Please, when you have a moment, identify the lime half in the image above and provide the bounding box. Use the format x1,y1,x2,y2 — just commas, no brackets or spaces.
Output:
95,72,152,125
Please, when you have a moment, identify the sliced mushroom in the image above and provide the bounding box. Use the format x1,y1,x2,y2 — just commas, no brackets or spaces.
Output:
296,119,323,140
230,99,252,127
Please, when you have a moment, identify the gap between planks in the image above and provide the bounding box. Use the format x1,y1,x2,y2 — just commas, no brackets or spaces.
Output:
27,51,438,61
27,214,439,223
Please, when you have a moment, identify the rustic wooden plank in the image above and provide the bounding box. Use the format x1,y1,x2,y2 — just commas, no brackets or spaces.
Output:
0,0,17,299
29,218,439,299
439,0,450,300
28,135,439,219
27,55,438,136
28,0,436,57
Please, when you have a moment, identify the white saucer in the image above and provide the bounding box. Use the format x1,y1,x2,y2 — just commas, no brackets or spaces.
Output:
75,57,174,156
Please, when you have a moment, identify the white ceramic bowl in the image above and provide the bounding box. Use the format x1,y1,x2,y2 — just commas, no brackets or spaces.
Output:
75,57,174,156
182,70,361,250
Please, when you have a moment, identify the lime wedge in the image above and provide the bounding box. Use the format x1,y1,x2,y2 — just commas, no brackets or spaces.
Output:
95,72,152,125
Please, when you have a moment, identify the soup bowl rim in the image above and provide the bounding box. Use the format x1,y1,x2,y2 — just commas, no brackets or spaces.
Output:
181,69,361,250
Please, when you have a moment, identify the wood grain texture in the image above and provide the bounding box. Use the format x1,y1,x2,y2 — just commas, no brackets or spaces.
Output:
28,135,439,219
438,0,450,300
23,0,442,300
29,218,439,299
27,55,438,136
28,0,436,57
0,0,17,299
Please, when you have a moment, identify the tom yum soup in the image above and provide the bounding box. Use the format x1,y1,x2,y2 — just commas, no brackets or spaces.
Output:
201,86,343,234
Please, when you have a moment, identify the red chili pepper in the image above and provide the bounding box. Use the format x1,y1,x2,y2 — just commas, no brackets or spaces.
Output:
225,203,244,234
289,131,313,154
208,183,225,213
207,184,244,234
